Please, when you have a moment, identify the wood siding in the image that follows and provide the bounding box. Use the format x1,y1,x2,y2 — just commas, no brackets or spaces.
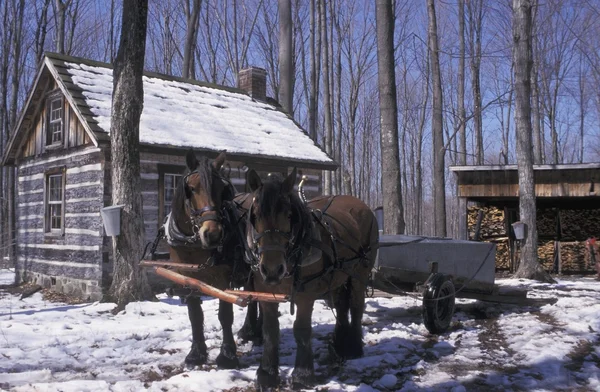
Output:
21,85,91,159
456,168,600,198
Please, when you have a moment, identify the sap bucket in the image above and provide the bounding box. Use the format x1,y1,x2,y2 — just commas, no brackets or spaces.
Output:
101,205,125,236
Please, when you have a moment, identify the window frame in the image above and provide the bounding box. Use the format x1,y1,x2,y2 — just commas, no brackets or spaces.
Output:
158,164,185,225
45,91,64,148
44,167,66,236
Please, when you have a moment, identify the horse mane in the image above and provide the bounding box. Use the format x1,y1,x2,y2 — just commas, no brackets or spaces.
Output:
171,156,216,218
257,174,313,249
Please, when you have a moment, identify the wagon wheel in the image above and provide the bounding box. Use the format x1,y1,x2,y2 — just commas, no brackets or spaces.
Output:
422,273,455,334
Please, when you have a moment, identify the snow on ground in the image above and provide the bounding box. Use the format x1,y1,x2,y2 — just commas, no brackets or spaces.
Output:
1,269,599,391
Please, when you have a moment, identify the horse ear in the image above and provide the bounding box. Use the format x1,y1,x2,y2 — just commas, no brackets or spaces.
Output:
282,167,297,194
212,151,226,171
186,149,198,171
247,169,262,192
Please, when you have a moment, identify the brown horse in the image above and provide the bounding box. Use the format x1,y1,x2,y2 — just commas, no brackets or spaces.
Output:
245,168,379,389
165,150,259,369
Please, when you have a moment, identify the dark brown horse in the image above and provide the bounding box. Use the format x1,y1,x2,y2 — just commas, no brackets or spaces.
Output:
165,150,259,369
245,168,379,389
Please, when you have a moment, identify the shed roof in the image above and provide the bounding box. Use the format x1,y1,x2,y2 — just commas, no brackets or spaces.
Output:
450,163,600,209
3,52,336,169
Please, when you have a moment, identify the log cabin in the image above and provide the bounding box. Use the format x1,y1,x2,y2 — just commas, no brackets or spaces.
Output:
2,52,336,300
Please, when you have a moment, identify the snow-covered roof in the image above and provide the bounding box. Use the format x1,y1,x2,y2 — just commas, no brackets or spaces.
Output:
7,52,334,168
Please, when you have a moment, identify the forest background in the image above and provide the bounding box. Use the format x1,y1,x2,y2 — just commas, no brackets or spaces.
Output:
0,0,599,250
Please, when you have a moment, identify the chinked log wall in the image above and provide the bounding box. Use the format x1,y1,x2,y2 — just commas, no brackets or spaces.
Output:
17,146,105,300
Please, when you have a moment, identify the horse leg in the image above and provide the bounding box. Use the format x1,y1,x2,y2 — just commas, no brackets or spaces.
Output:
238,279,263,344
185,296,208,367
256,302,280,390
238,274,263,344
216,300,240,369
332,282,351,359
291,299,316,388
346,278,367,359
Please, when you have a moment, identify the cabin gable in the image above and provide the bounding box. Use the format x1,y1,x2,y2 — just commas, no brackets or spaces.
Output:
20,79,92,161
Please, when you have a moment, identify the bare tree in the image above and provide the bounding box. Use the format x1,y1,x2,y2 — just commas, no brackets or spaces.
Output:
182,0,201,79
427,0,446,237
375,0,405,234
512,0,553,282
320,0,333,194
278,0,293,114
308,0,320,141
106,0,155,310
54,0,70,54
458,0,467,166
467,0,484,165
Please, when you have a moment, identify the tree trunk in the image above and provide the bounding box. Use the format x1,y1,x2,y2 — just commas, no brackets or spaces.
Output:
308,0,320,141
278,0,293,115
375,0,405,234
34,0,51,66
106,0,155,310
512,0,553,283
55,0,68,54
182,0,201,79
427,0,446,237
458,0,467,166
320,0,332,195
467,0,483,165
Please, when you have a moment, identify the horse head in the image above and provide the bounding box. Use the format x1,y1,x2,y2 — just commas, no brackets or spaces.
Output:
246,167,310,285
174,149,231,249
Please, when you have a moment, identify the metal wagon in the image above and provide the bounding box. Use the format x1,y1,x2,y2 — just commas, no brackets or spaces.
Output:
371,234,540,334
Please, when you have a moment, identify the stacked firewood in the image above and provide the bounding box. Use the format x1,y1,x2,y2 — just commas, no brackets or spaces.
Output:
467,206,506,239
468,205,599,274
559,210,600,241
537,209,558,239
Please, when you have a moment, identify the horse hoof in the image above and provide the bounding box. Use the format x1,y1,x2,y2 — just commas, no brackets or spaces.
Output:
184,342,208,368
256,366,279,390
291,368,315,389
238,326,263,345
216,352,239,369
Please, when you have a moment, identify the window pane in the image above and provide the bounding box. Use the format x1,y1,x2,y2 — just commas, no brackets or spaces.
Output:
49,175,62,201
50,204,62,229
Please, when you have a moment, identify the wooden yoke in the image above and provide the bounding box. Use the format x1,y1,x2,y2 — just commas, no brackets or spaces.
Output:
141,260,290,305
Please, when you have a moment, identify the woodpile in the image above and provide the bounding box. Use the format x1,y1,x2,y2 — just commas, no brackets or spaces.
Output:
559,209,600,241
467,206,505,239
468,205,599,274
537,209,558,239
537,240,555,271
492,239,510,270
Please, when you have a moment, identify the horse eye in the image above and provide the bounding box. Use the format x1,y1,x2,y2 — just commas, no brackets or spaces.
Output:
188,186,195,193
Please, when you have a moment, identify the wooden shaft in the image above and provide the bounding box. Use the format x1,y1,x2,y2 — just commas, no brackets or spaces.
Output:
140,260,204,271
224,290,289,303
153,267,248,307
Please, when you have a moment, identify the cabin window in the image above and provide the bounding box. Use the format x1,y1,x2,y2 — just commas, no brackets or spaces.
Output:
158,165,184,222
46,94,64,146
45,170,65,234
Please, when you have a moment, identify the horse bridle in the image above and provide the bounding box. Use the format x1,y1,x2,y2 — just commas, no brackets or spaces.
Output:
247,198,296,265
183,170,222,237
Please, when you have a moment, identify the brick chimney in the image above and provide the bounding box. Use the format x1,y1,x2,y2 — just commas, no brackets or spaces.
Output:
238,67,267,101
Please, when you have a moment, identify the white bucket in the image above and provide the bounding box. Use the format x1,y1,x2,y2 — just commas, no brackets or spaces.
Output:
101,205,125,236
